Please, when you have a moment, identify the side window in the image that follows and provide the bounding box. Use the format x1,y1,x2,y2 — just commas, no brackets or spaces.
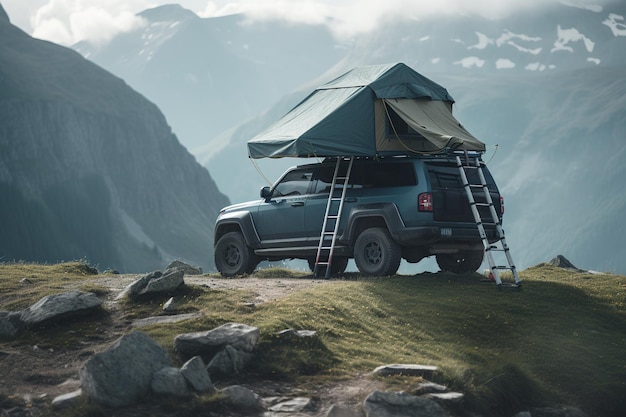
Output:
273,169,313,197
312,162,416,193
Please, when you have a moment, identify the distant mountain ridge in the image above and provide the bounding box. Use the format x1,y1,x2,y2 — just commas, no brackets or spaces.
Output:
0,4,229,272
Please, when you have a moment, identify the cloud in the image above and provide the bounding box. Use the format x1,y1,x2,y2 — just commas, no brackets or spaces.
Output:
1,0,618,46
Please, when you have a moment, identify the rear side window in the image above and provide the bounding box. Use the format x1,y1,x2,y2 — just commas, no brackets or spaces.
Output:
313,162,416,193
427,162,497,189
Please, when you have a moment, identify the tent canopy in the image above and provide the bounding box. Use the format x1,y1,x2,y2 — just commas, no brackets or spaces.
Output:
248,63,485,159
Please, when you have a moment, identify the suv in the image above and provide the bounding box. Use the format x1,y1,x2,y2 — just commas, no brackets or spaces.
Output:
214,154,503,277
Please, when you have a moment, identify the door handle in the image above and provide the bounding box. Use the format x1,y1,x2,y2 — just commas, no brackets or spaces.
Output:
291,201,304,207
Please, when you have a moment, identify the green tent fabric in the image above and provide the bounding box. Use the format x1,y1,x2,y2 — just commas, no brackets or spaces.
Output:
247,63,485,159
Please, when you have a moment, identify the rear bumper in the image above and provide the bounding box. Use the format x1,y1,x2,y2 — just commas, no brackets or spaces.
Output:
389,224,499,246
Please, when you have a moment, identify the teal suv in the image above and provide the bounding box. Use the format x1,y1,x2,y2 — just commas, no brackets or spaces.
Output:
214,155,503,277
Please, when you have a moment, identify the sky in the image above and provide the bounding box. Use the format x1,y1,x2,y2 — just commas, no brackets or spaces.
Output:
1,0,614,46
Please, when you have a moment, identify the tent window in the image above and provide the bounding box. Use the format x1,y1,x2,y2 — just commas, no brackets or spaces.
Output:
385,107,422,139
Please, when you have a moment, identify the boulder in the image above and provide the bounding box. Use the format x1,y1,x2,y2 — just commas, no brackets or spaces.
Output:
276,329,318,340
327,404,361,417
373,364,438,379
51,389,83,409
174,322,259,360
207,344,254,378
0,311,23,339
220,385,264,413
122,269,184,300
268,397,315,412
549,255,582,271
79,331,172,407
180,356,214,392
151,367,190,397
363,391,450,417
165,260,203,275
19,291,102,327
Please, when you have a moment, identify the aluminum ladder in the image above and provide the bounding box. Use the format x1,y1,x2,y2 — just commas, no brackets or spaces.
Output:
314,156,354,278
455,155,521,288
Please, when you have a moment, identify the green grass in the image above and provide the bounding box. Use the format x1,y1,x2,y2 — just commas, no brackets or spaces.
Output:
1,262,624,417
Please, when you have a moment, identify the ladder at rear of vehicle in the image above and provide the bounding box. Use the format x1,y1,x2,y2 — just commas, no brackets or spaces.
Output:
314,156,354,278
455,155,522,288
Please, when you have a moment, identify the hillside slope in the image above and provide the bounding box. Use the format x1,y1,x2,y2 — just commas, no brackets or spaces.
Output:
0,5,229,272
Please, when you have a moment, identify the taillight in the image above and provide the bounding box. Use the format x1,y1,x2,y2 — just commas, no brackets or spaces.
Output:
418,193,433,212
500,195,504,216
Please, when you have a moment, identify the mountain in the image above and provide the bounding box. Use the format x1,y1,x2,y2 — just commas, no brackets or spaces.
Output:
0,4,229,272
73,4,347,154
71,2,626,273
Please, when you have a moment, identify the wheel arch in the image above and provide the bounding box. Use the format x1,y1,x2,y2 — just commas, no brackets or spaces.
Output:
214,212,260,247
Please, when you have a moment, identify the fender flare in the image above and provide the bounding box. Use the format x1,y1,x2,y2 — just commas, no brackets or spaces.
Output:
214,211,261,247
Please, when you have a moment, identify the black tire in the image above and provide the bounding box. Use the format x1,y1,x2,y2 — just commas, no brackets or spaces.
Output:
354,227,401,276
436,249,484,274
308,256,349,277
214,232,258,277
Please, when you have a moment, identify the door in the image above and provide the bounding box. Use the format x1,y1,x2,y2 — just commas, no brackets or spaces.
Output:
254,167,313,243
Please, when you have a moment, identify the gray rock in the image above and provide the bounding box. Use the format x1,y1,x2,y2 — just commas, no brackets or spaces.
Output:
549,255,582,271
180,356,214,392
220,385,264,412
19,291,102,326
165,260,203,275
79,331,172,407
363,391,450,417
423,391,464,404
207,344,253,378
373,364,438,379
268,397,314,412
174,322,259,359
414,381,449,395
326,404,361,417
131,312,202,328
51,389,82,409
163,297,177,312
276,329,318,340
151,367,190,397
120,269,184,300
0,311,23,340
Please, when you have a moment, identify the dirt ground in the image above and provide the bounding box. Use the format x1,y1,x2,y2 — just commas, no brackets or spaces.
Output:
0,273,387,415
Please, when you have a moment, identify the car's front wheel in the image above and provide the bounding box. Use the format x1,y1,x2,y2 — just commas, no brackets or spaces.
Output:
354,227,401,276
436,249,484,274
214,231,258,277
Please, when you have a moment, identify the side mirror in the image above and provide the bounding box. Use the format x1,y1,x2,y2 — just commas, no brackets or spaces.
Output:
260,186,272,199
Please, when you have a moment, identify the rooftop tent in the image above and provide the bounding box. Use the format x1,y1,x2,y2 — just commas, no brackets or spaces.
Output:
247,63,485,158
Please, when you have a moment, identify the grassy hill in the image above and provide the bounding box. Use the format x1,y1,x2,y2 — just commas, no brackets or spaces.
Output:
0,262,624,416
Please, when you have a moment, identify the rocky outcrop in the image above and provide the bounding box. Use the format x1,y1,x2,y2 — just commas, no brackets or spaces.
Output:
0,10,229,273
120,269,184,300
363,390,451,417
0,290,103,339
79,331,173,407
174,322,259,361
19,290,102,327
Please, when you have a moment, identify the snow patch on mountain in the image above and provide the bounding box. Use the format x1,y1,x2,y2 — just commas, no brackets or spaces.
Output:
496,30,542,54
139,20,182,60
455,56,485,68
587,57,601,64
559,0,603,13
603,13,626,36
551,25,595,53
496,58,515,69
468,32,493,50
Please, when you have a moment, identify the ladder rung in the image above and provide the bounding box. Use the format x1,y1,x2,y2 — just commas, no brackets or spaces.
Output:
317,262,329,266
494,266,512,270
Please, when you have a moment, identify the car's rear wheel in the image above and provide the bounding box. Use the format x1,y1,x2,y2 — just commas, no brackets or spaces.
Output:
436,249,484,274
308,256,348,277
214,231,258,277
354,227,401,276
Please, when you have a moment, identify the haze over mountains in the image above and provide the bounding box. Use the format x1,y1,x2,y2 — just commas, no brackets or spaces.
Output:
2,1,625,274
0,3,229,272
